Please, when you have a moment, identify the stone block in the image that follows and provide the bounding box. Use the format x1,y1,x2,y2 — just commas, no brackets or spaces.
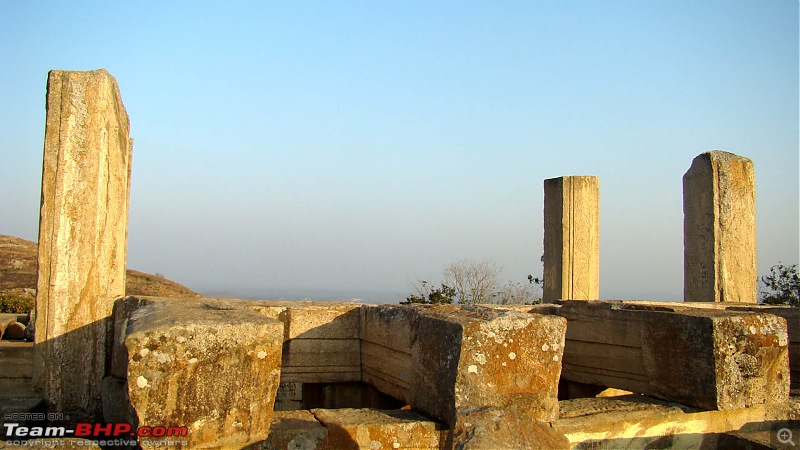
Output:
282,303,361,340
361,341,413,404
683,151,756,303
245,410,328,450
543,176,600,302
559,300,790,412
34,69,133,421
554,394,771,448
280,366,362,384
1,323,25,340
360,305,415,353
100,376,136,425
109,296,158,379
360,306,415,404
649,302,800,390
452,406,569,450
281,338,361,369
728,305,799,390
120,297,283,449
311,408,445,449
411,305,566,426
280,337,361,385
248,302,363,384
0,315,17,340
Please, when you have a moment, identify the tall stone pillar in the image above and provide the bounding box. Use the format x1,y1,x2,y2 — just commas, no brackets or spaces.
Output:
543,176,600,303
683,151,756,303
34,69,133,421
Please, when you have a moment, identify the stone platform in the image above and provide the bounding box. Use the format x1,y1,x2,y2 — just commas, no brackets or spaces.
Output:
556,393,799,449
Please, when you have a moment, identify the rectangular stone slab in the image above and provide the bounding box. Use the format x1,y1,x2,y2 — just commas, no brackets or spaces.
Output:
361,305,566,427
559,300,789,412
361,340,412,403
249,302,361,340
248,302,363,384
118,297,284,449
360,305,416,404
311,408,445,449
646,302,800,391
34,69,133,421
279,337,362,384
281,338,361,369
246,410,328,450
413,305,566,426
555,395,770,447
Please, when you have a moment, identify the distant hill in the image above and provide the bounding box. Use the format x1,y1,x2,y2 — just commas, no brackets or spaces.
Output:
0,234,200,298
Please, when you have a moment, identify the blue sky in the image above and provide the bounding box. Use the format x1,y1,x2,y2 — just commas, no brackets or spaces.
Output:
1,1,797,301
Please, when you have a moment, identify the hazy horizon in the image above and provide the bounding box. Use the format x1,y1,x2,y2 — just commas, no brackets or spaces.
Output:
2,1,797,302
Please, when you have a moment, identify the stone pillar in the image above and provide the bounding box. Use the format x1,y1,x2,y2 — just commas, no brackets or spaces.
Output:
34,69,133,421
543,176,600,303
683,151,756,303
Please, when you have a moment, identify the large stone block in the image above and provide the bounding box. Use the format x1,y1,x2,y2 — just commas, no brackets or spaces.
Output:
361,340,413,404
311,408,445,450
118,297,283,449
559,300,789,412
34,69,133,421
411,305,566,426
726,305,798,391
109,296,158,379
360,306,415,404
657,302,800,390
248,302,363,384
452,406,569,450
255,302,361,340
280,338,361,384
246,410,328,450
543,176,600,302
360,305,566,430
683,151,756,303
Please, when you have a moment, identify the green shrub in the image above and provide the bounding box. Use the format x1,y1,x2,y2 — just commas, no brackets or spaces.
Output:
759,263,799,307
0,293,34,314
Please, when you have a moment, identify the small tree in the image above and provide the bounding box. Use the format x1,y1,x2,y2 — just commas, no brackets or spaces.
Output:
759,263,799,307
443,258,501,304
405,259,542,305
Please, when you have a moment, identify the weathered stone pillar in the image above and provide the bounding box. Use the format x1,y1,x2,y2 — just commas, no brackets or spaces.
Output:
34,69,133,421
543,176,600,303
683,151,756,303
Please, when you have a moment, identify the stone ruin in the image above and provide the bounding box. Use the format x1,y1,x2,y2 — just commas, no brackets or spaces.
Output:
13,69,798,448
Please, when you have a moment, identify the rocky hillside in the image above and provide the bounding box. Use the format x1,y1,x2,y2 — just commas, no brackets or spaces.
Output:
0,234,200,299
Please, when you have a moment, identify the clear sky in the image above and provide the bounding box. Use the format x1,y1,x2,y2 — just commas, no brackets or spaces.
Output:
1,1,797,302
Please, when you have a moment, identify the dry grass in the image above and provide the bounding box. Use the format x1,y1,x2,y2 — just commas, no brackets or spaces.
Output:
0,234,201,306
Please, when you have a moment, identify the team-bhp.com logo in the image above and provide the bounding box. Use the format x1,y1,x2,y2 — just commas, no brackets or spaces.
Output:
4,422,188,443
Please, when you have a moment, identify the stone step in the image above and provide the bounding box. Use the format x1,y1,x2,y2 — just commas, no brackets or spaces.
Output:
0,341,33,359
0,342,33,383
1,357,32,378
0,378,34,397
0,396,44,416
